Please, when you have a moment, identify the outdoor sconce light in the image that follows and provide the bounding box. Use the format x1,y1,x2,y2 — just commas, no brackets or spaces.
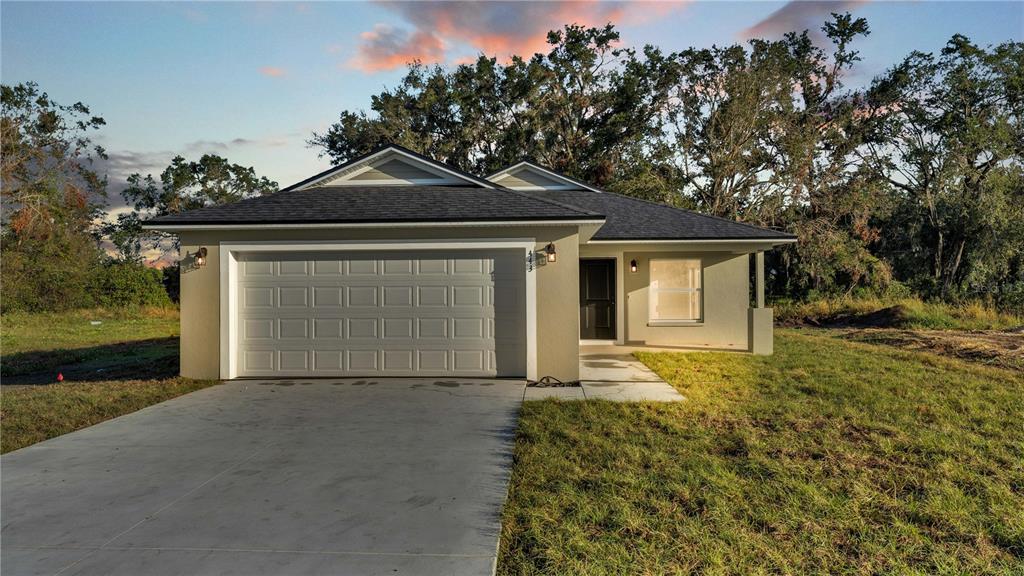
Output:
630,259,638,273
544,242,557,263
195,247,208,268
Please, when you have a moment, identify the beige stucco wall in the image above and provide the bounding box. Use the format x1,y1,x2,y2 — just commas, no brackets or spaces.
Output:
177,226,580,382
580,244,753,350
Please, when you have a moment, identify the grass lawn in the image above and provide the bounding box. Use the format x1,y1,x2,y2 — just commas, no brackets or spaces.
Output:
499,329,1024,575
1,308,218,453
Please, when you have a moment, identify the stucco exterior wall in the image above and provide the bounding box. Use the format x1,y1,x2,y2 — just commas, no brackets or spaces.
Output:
177,226,580,382
580,244,753,350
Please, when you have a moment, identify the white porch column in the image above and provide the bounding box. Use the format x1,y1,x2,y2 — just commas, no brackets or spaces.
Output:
749,250,773,355
755,251,765,308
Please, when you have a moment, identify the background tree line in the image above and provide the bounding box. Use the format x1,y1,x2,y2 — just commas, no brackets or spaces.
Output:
2,13,1021,313
1,83,276,312
311,14,1024,312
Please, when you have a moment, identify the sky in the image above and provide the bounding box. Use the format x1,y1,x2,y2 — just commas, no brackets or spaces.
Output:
3,0,1022,202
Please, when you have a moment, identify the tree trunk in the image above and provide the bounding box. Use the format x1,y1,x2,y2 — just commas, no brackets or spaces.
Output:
941,238,966,298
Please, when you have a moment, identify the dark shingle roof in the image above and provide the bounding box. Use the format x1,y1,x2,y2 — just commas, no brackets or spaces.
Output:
521,188,795,241
145,185,602,226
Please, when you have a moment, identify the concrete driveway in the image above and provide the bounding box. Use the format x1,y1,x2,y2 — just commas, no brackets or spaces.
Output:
1,379,524,576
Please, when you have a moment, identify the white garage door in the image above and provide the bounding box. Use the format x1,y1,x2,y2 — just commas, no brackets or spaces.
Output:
236,250,526,378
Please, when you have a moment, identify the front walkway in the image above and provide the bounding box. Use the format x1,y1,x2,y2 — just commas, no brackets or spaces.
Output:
524,346,685,401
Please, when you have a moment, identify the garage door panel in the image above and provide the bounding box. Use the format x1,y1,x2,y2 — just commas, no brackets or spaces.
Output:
347,318,378,339
347,260,378,275
279,350,309,371
237,250,525,377
313,350,343,371
382,318,413,339
382,286,413,306
278,318,309,339
312,319,343,339
347,286,378,307
243,350,275,372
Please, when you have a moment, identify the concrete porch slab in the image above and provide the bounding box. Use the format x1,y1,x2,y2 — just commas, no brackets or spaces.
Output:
579,347,684,402
523,386,586,401
581,380,683,401
520,347,685,403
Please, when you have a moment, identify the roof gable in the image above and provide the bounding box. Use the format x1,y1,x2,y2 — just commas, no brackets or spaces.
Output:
282,145,495,191
485,161,603,193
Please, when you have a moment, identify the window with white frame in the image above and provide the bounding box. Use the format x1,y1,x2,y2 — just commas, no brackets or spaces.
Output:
649,259,702,323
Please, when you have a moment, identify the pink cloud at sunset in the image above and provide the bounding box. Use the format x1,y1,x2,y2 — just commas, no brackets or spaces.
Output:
350,1,688,72
350,23,446,72
259,66,288,77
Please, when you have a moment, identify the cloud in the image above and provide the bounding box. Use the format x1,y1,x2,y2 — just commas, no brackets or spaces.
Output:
350,24,446,72
350,1,687,72
259,66,287,77
740,0,868,40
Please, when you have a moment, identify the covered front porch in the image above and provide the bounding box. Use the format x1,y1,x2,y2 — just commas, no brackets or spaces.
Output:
576,247,776,355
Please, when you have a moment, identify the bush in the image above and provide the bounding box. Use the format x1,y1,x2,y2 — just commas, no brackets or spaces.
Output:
91,261,172,308
162,264,180,303
0,231,102,313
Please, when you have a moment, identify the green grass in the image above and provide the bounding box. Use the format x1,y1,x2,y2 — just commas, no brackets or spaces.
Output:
499,330,1024,575
1,307,179,355
774,297,1022,330
1,308,216,453
1,378,218,453
1,308,180,383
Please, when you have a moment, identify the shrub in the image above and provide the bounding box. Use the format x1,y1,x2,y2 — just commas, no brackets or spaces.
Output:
0,230,102,313
774,295,1022,330
91,261,172,308
162,264,180,303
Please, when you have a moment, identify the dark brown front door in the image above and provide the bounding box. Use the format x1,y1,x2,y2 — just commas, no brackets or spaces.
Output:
580,259,616,340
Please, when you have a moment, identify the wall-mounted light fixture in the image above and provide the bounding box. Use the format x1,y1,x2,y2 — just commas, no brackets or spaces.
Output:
630,259,638,273
544,242,557,263
195,247,209,268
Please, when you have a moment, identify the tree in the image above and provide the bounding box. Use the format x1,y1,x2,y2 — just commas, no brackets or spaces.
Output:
1,82,107,238
1,82,109,311
870,36,1024,300
309,25,680,198
107,154,278,261
668,15,897,294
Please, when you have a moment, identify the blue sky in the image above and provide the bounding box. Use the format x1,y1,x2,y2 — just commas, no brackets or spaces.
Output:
3,1,1022,197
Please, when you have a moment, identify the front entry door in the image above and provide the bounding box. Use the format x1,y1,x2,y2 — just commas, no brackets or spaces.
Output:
580,259,616,340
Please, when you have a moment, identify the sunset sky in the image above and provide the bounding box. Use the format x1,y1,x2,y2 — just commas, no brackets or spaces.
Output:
3,1,1022,196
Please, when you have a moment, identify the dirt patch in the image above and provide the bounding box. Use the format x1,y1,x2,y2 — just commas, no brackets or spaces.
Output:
837,328,1024,371
780,305,915,329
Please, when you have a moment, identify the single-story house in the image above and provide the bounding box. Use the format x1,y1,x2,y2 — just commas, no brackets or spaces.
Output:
144,144,795,382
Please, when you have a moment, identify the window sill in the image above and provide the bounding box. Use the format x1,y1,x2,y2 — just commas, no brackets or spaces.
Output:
648,320,703,327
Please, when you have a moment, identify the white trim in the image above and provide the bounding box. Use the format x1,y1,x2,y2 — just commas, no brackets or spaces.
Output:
491,184,580,191
144,219,605,232
219,239,538,381
329,178,465,186
579,339,616,346
293,147,495,190
587,238,796,244
325,154,466,186
648,257,704,324
487,161,605,194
